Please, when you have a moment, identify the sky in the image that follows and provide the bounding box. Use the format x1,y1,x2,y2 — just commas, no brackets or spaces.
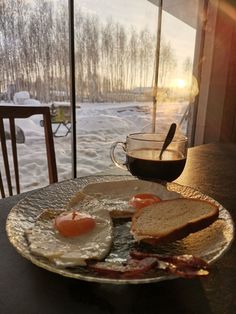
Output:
77,0,158,32
75,0,196,71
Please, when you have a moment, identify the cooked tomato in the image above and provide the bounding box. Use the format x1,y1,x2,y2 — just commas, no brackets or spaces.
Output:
129,193,161,210
54,211,96,237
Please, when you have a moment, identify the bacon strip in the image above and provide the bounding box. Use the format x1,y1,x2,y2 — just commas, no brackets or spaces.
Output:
88,251,209,279
130,250,209,278
88,257,158,278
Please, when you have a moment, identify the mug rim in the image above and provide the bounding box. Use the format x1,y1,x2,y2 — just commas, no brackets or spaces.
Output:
127,132,188,143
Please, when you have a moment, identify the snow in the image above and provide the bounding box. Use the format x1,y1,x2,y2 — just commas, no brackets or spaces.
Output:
13,91,30,105
0,101,189,194
23,99,41,107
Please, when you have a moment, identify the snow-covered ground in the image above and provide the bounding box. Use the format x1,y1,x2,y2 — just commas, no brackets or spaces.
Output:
0,101,189,194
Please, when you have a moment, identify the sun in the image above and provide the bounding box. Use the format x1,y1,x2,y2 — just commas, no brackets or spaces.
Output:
176,79,187,89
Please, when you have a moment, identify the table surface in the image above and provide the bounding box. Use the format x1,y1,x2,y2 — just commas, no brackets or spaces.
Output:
1,142,236,314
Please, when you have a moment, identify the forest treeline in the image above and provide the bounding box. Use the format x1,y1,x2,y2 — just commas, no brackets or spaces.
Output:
0,0,190,103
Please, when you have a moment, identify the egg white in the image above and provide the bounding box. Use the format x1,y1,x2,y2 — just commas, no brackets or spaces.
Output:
25,208,113,267
70,193,136,218
81,180,180,200
68,180,180,218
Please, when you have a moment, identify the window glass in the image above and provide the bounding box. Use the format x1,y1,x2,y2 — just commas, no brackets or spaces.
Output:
0,0,200,195
157,9,198,136
0,0,71,194
74,0,199,177
75,0,158,177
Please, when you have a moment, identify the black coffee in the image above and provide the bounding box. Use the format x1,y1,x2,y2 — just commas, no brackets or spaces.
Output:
126,149,186,181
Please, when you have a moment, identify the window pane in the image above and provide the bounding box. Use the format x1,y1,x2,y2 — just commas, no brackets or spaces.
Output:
74,0,159,176
0,0,71,194
74,0,199,177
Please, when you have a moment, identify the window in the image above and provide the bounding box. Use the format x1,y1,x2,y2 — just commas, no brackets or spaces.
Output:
0,0,202,194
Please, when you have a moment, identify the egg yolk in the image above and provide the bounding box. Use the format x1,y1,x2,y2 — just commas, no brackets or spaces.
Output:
129,193,161,210
54,211,96,237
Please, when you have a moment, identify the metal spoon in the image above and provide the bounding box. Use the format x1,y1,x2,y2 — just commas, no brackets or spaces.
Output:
159,123,177,160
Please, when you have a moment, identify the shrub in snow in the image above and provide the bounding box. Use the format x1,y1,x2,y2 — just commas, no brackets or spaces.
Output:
13,91,30,105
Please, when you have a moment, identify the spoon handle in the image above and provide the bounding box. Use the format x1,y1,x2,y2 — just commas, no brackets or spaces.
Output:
159,123,177,160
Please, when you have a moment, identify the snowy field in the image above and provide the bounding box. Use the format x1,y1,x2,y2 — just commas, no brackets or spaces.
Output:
0,101,188,194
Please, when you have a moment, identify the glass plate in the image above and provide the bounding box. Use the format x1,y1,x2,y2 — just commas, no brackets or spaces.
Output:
6,175,234,284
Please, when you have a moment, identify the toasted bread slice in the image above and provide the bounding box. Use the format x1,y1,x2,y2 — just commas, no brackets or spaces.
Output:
131,198,219,244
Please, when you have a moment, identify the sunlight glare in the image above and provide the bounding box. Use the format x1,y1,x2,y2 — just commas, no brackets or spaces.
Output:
176,79,187,89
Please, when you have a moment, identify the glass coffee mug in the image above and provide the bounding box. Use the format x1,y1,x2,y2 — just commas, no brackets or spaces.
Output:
110,133,188,181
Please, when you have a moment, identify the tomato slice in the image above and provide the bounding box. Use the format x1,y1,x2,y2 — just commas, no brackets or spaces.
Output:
54,211,96,237
129,193,161,210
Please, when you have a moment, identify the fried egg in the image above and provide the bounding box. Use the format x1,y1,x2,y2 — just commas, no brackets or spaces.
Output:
25,208,113,267
68,179,180,218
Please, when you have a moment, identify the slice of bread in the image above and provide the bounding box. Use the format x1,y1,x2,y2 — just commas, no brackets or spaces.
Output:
131,198,219,244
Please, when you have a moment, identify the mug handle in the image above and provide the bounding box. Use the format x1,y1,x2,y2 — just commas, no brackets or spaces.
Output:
110,141,127,170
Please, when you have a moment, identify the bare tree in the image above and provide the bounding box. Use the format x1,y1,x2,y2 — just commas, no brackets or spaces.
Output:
183,56,193,82
159,39,177,87
0,0,178,103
